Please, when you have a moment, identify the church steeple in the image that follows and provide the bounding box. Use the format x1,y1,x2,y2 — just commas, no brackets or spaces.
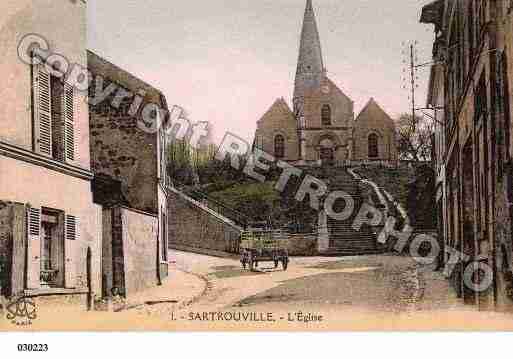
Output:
294,0,325,113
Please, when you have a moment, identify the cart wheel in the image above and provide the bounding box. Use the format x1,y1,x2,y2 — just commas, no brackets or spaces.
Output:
282,259,288,271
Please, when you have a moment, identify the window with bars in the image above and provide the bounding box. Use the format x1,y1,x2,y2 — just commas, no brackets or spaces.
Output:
321,104,332,126
274,135,285,159
368,133,379,158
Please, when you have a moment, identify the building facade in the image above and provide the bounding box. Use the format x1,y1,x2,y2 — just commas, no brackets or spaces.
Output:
254,0,398,166
422,0,513,310
0,0,102,299
87,51,170,297
422,0,448,272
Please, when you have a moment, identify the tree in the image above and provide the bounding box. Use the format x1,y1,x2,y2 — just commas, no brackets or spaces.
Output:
395,113,434,163
166,111,219,186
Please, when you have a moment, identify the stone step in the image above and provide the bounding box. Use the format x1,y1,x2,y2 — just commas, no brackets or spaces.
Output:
330,245,377,251
329,247,378,252
330,240,377,244
315,167,385,257
331,232,376,237
322,248,384,257
330,236,377,243
329,238,378,244
327,225,360,230
330,233,376,238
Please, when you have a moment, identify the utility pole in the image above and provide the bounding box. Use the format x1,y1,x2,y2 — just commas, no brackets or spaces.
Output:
410,43,417,133
403,41,443,125
402,41,421,126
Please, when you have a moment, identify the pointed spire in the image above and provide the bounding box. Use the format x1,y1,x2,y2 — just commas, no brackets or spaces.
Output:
294,0,325,102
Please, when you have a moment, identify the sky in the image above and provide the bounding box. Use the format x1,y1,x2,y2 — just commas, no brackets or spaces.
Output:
88,0,436,143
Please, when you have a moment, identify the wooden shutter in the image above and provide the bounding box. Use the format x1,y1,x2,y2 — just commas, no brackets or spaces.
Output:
65,215,78,241
63,84,76,162
32,63,52,156
27,208,41,241
64,214,78,288
26,207,41,289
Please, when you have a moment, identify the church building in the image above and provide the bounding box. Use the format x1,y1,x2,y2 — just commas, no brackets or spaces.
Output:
254,0,398,166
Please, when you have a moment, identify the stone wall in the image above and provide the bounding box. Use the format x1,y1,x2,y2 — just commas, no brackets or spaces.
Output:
88,108,158,214
303,129,349,161
121,207,159,296
168,188,242,254
301,77,354,129
102,206,159,298
353,99,398,161
285,234,317,256
255,98,299,161
88,51,161,214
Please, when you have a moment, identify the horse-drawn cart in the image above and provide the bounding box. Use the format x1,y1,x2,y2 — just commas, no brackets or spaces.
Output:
240,229,289,271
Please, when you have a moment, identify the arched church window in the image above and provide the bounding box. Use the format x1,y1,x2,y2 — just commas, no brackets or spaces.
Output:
274,135,285,159
368,133,379,158
321,105,331,126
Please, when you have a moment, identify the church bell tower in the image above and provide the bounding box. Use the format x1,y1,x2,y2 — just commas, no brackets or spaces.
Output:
293,0,325,161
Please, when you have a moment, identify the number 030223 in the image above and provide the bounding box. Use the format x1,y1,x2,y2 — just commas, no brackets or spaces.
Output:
17,344,48,352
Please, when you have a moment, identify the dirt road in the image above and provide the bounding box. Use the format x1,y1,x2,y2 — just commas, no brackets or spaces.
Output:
4,251,513,330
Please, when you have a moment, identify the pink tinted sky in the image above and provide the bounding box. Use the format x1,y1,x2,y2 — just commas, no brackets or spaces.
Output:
88,0,435,143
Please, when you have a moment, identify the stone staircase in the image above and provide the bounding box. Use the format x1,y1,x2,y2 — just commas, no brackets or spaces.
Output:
309,167,383,256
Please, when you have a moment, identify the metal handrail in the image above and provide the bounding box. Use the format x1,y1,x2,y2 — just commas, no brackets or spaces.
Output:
181,186,252,228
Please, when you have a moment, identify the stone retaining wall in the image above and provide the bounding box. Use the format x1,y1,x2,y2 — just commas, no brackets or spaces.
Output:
167,188,242,254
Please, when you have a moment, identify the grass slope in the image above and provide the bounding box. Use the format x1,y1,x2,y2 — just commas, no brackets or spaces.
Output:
353,165,415,210
209,181,280,222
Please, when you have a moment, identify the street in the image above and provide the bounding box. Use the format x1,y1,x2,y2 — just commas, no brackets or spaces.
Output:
122,251,513,330
5,250,513,331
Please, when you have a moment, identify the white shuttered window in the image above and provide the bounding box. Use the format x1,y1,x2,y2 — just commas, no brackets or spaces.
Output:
32,60,76,162
32,63,53,157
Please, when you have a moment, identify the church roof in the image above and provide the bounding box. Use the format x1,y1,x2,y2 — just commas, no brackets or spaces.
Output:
296,0,324,75
355,98,394,125
325,77,352,104
257,97,295,124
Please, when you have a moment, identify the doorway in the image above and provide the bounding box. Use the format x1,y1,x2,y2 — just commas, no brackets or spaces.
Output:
319,138,335,166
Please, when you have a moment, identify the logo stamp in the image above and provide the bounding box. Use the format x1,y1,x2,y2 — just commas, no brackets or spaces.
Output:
5,297,38,326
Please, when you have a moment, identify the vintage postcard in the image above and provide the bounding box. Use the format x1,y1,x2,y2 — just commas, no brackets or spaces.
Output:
3,0,513,336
